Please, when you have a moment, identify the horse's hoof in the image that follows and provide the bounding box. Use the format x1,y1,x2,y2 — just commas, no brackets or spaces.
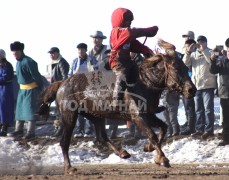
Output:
162,160,171,168
154,157,171,168
66,167,77,175
143,143,155,152
119,150,131,159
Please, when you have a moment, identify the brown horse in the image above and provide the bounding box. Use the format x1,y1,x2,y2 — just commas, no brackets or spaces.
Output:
38,40,196,175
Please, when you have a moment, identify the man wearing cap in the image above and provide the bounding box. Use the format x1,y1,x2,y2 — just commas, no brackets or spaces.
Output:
183,35,217,139
69,43,98,75
210,38,229,146
0,49,14,136
70,43,97,137
88,31,109,71
180,38,197,136
8,41,44,139
48,47,69,83
48,47,69,137
182,31,195,49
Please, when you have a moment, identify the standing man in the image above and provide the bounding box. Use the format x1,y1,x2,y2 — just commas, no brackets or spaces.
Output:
88,30,109,71
209,38,229,146
9,41,43,139
181,31,195,53
48,47,69,137
0,49,14,136
70,43,97,137
183,35,217,139
48,47,69,83
180,38,197,135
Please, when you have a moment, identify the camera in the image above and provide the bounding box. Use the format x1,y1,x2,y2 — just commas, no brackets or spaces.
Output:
193,43,200,49
214,45,224,56
214,52,219,56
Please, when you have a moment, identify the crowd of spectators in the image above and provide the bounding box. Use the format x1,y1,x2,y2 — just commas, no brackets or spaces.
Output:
0,8,229,147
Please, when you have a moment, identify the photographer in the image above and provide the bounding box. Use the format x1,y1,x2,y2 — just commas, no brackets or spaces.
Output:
183,35,217,139
209,38,229,146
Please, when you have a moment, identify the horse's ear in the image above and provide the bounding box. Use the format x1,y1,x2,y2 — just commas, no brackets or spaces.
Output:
158,39,176,50
165,49,176,57
158,39,177,56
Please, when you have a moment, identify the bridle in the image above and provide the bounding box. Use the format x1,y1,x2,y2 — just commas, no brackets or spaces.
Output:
142,53,185,93
163,54,185,93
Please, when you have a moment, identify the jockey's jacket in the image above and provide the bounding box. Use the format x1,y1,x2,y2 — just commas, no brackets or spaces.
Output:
109,8,158,69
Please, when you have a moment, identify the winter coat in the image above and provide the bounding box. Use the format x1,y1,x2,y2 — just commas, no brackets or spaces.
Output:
0,59,14,125
16,54,43,121
51,56,69,83
69,55,98,75
88,45,109,71
183,48,217,90
210,58,229,98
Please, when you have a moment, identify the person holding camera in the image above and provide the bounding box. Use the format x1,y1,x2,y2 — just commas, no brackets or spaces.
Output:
180,39,197,135
183,35,217,139
209,38,229,146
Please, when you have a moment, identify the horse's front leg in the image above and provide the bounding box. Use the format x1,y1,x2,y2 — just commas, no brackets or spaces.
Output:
134,115,170,168
93,118,131,159
60,112,77,175
144,114,168,152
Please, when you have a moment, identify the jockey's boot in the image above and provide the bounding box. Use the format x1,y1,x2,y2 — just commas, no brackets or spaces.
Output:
0,125,8,137
23,121,36,140
111,71,127,111
8,120,24,137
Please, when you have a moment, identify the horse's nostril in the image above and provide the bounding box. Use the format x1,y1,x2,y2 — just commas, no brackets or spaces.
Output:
188,88,192,93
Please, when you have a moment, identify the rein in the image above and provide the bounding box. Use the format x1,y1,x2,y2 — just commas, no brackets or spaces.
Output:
141,54,183,92
143,37,148,45
163,55,184,93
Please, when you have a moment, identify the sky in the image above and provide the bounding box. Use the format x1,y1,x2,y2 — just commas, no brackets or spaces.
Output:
0,0,229,75
0,97,228,173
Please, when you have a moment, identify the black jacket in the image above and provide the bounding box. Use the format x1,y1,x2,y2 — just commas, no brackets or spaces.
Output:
210,58,229,98
51,57,69,83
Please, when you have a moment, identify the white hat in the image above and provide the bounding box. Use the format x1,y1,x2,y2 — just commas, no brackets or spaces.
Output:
182,31,195,39
0,49,6,58
90,31,107,39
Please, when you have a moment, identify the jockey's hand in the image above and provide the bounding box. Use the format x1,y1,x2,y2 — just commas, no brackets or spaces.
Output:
145,26,159,37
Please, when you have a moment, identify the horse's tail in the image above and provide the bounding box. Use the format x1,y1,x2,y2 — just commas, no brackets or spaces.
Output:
37,80,64,118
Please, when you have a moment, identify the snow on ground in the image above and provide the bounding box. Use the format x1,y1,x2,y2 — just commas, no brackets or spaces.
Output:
1,97,228,170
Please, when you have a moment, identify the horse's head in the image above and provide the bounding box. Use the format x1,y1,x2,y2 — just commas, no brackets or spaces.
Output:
139,50,196,99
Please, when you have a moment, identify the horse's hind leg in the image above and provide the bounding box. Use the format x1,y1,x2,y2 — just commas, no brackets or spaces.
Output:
93,117,130,159
59,112,77,175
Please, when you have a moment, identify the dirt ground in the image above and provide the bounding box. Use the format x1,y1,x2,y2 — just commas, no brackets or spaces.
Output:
1,135,229,180
1,163,229,180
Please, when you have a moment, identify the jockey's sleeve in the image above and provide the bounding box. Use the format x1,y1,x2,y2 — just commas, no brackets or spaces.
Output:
130,26,158,40
130,39,153,55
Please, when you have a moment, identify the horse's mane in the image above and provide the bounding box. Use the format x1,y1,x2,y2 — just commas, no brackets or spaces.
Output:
140,39,176,69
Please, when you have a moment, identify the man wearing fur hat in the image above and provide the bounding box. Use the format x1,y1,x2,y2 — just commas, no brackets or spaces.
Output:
210,38,229,146
8,41,43,139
